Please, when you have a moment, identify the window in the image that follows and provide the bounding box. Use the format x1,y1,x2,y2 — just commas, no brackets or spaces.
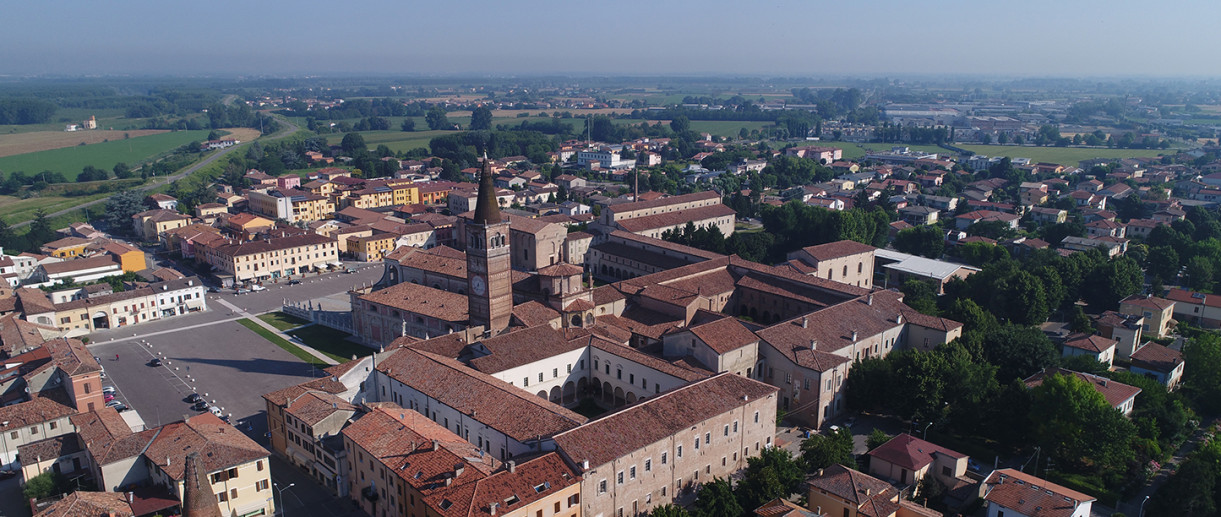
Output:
705,432,711,445
566,364,572,374
661,452,668,465
598,480,607,494
677,446,683,458
694,437,700,450
723,425,729,437
645,459,652,472
84,384,91,394
217,492,227,503
228,468,238,479
256,479,269,491
50,422,56,430
539,373,544,382
942,466,952,477
257,460,264,471
629,373,634,384
555,502,561,513
230,488,238,499
733,421,738,433
524,377,529,387
8,432,15,439
617,471,624,484
754,411,760,423
30,427,37,435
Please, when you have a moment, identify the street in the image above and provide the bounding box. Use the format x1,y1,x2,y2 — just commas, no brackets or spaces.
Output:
81,263,380,517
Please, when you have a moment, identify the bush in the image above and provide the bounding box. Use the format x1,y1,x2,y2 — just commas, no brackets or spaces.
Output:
23,471,66,501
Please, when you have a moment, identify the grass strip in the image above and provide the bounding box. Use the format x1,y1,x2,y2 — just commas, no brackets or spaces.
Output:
237,318,328,368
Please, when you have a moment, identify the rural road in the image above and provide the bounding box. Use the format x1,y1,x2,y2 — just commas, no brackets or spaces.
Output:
13,110,300,228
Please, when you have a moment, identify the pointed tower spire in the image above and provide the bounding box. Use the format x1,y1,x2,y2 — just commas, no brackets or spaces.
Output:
182,451,224,517
473,153,501,224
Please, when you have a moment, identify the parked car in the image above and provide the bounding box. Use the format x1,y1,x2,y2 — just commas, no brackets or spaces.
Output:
235,289,251,295
149,358,162,367
208,406,222,417
207,287,219,293
192,401,208,411
250,284,266,292
105,400,122,408
186,393,202,403
102,385,116,394
288,279,301,285
114,404,129,412
343,268,356,274
104,393,115,402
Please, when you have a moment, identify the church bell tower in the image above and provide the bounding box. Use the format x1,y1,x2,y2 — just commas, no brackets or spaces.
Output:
466,157,512,334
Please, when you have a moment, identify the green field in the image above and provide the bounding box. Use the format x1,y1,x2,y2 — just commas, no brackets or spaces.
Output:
0,192,112,224
237,318,329,368
0,108,139,135
257,312,310,332
287,324,372,363
324,129,458,154
0,130,211,179
950,144,1170,164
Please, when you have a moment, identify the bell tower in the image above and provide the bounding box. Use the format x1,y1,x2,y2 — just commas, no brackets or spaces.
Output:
466,157,512,334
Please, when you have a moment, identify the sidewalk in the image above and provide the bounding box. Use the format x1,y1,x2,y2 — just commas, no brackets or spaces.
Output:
216,298,338,366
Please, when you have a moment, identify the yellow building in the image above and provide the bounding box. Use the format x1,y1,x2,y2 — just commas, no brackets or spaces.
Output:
338,180,420,210
132,209,192,242
95,241,146,273
224,212,275,233
346,232,398,262
40,237,92,258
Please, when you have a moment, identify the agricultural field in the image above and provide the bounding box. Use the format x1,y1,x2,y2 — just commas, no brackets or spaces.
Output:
0,130,211,180
0,129,170,158
323,129,456,153
950,144,1171,164
0,108,139,135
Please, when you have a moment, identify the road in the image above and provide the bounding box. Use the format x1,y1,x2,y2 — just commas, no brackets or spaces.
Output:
12,108,300,228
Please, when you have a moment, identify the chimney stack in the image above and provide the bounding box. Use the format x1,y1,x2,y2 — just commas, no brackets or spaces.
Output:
801,316,808,329
867,294,873,306
432,439,440,451
851,330,858,342
810,340,817,351
490,503,499,516
508,460,516,473
454,464,465,478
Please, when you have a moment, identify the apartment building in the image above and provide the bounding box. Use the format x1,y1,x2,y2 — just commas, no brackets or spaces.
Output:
200,233,338,285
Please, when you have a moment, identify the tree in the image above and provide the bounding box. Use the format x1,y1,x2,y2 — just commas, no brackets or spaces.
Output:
1081,257,1143,310
400,118,416,132
692,478,742,517
99,190,146,235
425,106,451,130
893,225,944,259
1187,256,1215,291
801,427,855,471
340,133,367,156
470,106,494,131
866,429,891,451
1148,440,1220,516
670,116,691,134
1029,372,1136,473
23,471,66,501
113,162,133,179
1068,306,1095,334
650,504,690,517
982,324,1059,382
735,447,806,511
26,209,56,250
1183,333,1221,415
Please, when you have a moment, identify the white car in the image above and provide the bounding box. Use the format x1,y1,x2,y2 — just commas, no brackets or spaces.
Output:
209,406,223,417
250,285,266,292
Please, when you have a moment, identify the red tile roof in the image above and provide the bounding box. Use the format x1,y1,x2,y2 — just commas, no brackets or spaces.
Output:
358,281,469,323
1023,368,1140,409
867,433,965,472
1130,342,1183,373
1119,294,1175,311
982,468,1093,517
1062,333,1118,354
616,204,736,233
807,464,899,517
797,240,877,262
553,373,776,467
144,413,268,480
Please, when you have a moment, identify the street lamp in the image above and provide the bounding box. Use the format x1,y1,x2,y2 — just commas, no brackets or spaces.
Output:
923,421,933,440
274,482,295,517
1140,495,1150,517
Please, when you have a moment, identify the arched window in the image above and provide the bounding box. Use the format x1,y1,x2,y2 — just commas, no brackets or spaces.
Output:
842,265,848,277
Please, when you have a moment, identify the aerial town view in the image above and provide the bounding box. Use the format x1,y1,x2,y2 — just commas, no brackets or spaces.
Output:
1,2,1220,517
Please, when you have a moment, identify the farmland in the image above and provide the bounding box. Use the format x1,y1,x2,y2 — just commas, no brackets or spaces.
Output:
0,129,170,158
0,130,211,180
950,144,1171,164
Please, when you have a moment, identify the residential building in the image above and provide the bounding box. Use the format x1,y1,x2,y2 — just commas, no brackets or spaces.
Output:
1024,368,1140,416
873,250,979,294
1130,342,1185,389
247,188,336,223
980,469,1093,517
563,232,593,266
146,194,178,211
347,232,399,262
1118,295,1175,338
1093,311,1145,359
1060,333,1118,367
866,433,970,496
898,206,939,226
1165,288,1221,329
40,237,93,259
198,233,338,285
19,277,207,336
132,210,191,242
806,464,938,517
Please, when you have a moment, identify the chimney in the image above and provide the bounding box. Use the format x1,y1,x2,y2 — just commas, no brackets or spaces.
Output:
865,488,872,496
817,468,824,477
490,503,499,516
801,316,808,328
126,492,133,503
508,460,516,473
432,439,440,451
581,460,589,470
867,294,873,305
810,340,817,351
896,314,903,325
851,330,858,342
454,464,465,478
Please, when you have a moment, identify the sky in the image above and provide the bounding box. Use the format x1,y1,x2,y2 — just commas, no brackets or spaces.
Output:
3,0,1220,78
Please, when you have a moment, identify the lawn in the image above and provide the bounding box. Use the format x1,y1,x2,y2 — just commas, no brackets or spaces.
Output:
0,130,211,180
257,312,310,332
237,318,329,369
324,129,457,154
287,325,373,363
951,144,1171,164
0,192,111,224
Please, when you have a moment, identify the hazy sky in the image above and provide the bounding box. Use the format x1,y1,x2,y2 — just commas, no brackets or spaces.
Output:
3,0,1219,78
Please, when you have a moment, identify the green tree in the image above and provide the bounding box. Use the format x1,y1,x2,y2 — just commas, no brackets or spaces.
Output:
1183,333,1221,415
1029,372,1136,473
113,162,132,179
1148,440,1220,516
735,447,806,511
982,324,1059,382
1187,256,1215,291
670,116,691,134
866,429,891,451
893,225,944,258
26,209,56,249
1146,246,1181,283
693,478,742,517
650,504,691,517
99,190,146,235
400,118,416,132
801,427,855,471
340,133,367,156
1068,306,1095,334
470,106,494,131
1081,257,1143,310
425,106,451,130
22,471,65,501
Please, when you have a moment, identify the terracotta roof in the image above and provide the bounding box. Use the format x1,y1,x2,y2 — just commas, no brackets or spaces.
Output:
144,413,269,480
283,391,358,427
376,349,586,441
511,301,561,328
211,233,333,258
685,315,760,354
42,337,102,375
615,204,736,233
0,392,77,433
358,281,469,323
72,408,152,465
18,434,82,466
1130,342,1183,373
866,433,965,472
41,236,93,250
537,263,584,277
1120,294,1175,311
1023,369,1141,409
754,498,822,517
0,313,62,356
608,191,721,214
467,326,594,374
806,464,899,517
554,373,773,467
508,214,562,235
1062,333,1118,354
982,468,1093,517
41,255,119,275
798,240,876,262
385,245,467,278
434,452,579,517
34,491,133,517
1165,288,1221,308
